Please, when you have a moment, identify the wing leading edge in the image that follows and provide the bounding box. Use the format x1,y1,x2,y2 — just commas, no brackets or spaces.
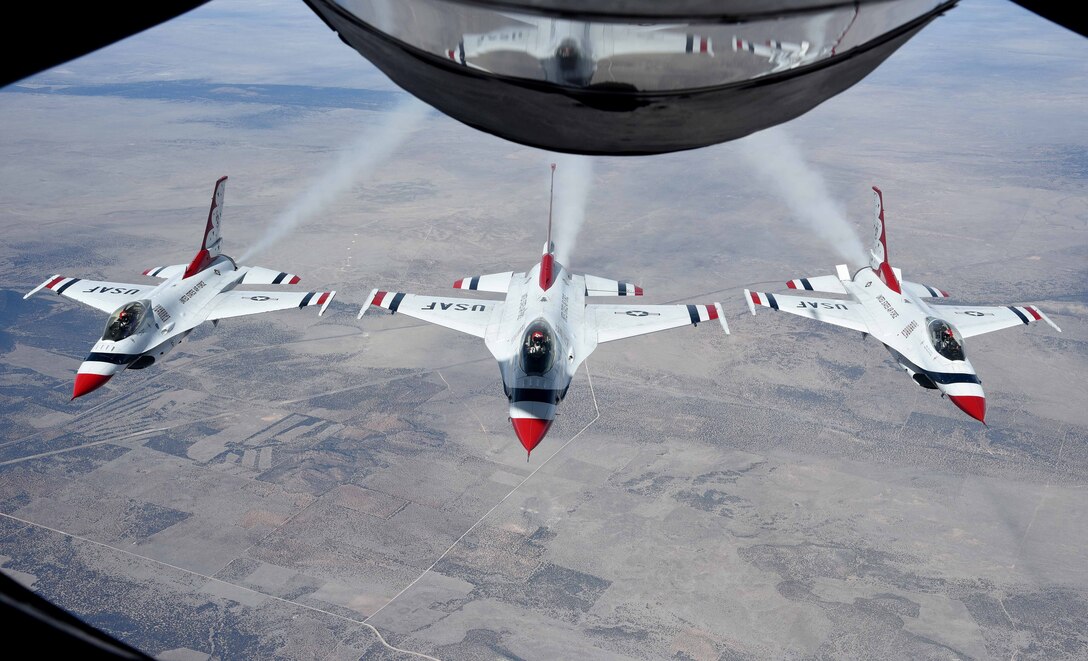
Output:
745,289,868,333
591,302,727,343
25,275,157,313
203,290,335,320
937,304,1060,338
359,289,499,339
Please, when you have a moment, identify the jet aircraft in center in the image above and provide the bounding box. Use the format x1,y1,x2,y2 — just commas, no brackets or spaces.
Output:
360,165,728,456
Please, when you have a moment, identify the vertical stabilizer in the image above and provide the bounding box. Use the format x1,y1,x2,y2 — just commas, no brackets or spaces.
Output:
868,186,901,293
184,176,227,279
202,176,226,257
539,164,557,290
543,163,556,256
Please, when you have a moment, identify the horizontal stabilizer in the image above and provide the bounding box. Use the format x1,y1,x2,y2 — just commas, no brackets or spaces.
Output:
453,272,513,294
786,275,847,294
240,266,301,285
584,274,643,297
902,280,950,299
143,264,186,279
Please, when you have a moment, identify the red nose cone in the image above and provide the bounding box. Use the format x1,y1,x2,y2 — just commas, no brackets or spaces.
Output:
511,417,553,454
949,395,986,423
72,373,111,399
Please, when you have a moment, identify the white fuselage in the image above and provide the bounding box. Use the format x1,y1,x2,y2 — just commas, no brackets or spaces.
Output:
483,260,595,431
79,255,245,378
842,267,983,403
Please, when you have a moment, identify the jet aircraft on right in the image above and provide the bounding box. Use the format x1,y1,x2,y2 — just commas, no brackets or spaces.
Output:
745,186,1061,423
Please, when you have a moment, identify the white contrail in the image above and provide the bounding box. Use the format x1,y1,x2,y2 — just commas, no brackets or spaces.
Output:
239,96,429,263
735,127,868,266
1038,301,1086,316
549,154,595,266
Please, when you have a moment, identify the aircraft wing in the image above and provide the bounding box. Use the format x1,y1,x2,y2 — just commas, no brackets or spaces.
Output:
732,37,811,71
745,289,869,333
25,275,157,314
936,304,1061,338
591,302,727,343
597,27,714,58
454,25,548,62
203,290,335,320
360,289,499,339
143,264,186,279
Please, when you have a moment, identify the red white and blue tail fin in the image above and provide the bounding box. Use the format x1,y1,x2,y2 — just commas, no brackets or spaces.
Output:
539,163,557,291
868,186,901,294
184,176,227,279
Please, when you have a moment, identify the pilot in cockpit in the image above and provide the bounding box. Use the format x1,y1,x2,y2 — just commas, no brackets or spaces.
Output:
528,330,547,354
116,309,134,333
938,327,958,352
929,319,965,361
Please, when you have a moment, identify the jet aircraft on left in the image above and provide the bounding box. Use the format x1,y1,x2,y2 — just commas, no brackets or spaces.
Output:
25,176,336,399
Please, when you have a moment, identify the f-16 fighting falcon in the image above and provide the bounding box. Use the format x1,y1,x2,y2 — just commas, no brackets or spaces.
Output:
25,177,336,399
360,165,728,456
745,186,1061,423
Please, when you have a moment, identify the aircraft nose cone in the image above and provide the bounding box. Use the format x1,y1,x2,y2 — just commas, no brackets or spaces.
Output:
72,372,112,399
511,417,553,455
949,395,986,423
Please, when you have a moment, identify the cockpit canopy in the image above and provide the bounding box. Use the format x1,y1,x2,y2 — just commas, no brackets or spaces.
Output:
555,38,581,68
520,320,556,376
927,317,965,362
102,300,151,342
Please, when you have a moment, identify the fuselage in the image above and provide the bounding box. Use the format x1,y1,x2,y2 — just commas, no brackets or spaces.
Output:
74,255,246,397
482,257,597,453
843,267,986,421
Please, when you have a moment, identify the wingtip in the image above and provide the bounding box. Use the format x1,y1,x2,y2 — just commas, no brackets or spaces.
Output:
24,276,58,300
357,288,379,320
1033,306,1062,333
714,303,730,335
743,289,756,316
318,291,336,316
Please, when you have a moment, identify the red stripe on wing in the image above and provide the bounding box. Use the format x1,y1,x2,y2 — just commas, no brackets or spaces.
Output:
372,291,387,307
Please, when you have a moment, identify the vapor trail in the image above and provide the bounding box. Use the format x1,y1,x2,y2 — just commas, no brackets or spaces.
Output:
239,96,429,263
549,154,595,267
735,127,868,266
